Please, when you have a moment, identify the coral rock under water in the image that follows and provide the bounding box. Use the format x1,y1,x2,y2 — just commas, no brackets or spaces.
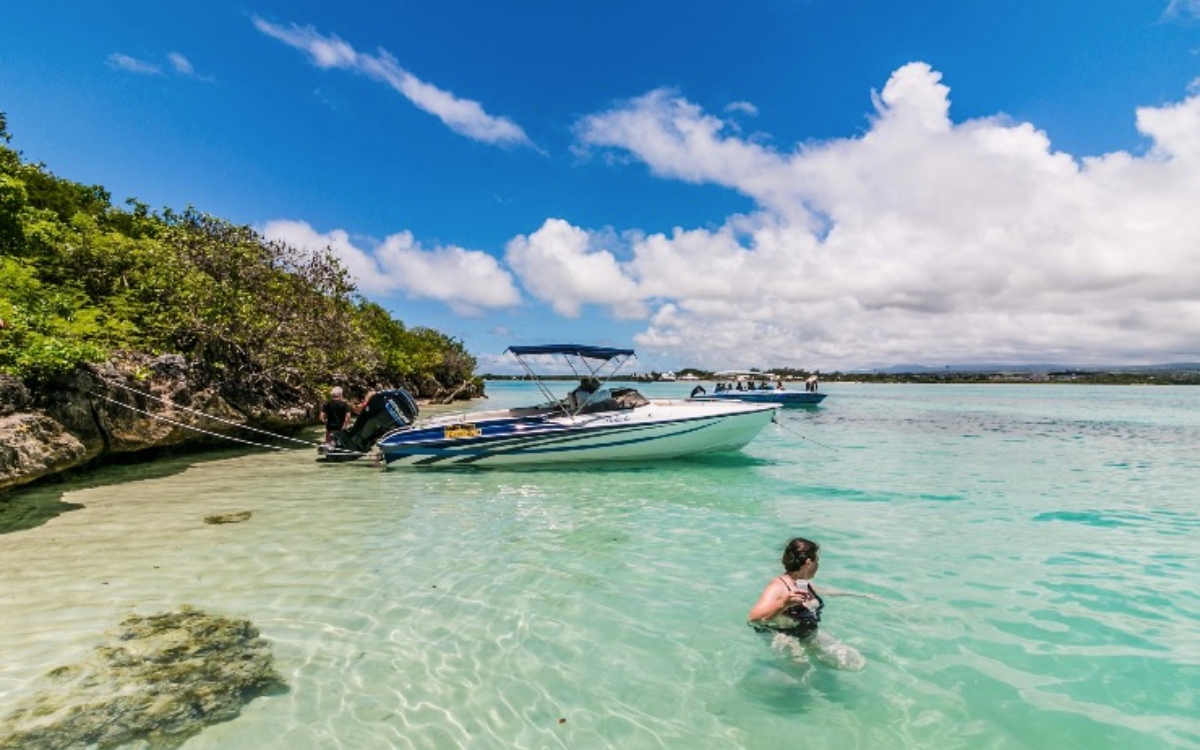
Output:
0,606,284,750
203,511,252,525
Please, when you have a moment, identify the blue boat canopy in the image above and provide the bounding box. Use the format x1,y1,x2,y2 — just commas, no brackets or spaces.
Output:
506,344,635,360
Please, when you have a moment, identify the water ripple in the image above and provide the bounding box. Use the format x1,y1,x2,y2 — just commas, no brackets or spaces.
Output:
1,385,1198,748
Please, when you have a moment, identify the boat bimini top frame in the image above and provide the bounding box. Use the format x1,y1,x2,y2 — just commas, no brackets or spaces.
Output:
504,344,636,416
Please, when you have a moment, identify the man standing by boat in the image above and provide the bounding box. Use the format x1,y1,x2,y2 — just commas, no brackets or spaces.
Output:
320,386,352,443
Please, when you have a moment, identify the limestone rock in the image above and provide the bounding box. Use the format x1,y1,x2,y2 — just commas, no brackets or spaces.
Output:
0,353,315,494
0,412,93,491
0,375,31,417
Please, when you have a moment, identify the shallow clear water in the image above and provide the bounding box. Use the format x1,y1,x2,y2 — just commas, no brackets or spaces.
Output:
2,382,1198,749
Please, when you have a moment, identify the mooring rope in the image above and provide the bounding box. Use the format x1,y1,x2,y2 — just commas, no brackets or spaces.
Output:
770,415,839,451
89,387,379,458
88,391,296,451
98,377,319,447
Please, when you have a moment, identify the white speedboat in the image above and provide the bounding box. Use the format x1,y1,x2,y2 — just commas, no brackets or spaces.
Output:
319,345,778,467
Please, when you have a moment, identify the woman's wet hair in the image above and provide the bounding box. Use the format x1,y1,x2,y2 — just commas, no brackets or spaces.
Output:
781,537,820,572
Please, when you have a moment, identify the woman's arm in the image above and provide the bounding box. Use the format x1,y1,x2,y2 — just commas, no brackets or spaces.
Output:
748,579,805,621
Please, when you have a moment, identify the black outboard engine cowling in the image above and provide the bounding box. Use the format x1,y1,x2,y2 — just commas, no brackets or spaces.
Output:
319,389,419,461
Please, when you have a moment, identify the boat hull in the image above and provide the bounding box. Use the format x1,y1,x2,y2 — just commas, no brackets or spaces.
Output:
696,390,826,407
376,400,778,467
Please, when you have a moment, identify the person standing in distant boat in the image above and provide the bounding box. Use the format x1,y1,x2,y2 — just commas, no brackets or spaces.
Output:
320,386,352,443
747,537,867,671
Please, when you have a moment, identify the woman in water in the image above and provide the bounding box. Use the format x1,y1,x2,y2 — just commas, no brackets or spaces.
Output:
747,537,866,671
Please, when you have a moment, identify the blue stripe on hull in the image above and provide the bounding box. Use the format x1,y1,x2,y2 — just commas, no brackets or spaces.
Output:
379,413,738,467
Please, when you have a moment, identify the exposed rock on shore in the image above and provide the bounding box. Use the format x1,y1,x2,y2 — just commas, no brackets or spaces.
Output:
0,354,312,494
0,606,284,750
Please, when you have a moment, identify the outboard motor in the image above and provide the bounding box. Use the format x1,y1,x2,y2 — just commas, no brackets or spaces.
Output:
319,389,420,461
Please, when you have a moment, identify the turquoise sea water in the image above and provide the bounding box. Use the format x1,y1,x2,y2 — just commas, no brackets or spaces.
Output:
1,381,1198,749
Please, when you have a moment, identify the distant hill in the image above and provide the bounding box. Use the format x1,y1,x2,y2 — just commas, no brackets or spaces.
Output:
865,362,1200,375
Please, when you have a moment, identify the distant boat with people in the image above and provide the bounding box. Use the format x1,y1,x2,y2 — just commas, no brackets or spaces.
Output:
689,370,827,407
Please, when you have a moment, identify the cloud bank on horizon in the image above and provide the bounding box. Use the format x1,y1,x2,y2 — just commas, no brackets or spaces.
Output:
262,57,1200,369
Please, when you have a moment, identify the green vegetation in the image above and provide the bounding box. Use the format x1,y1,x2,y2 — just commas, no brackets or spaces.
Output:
0,114,476,395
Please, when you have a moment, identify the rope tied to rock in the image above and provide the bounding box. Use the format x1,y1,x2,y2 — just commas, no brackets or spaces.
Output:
95,377,320,447
87,391,295,451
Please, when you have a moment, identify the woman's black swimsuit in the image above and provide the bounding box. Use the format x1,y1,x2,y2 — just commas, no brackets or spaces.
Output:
753,576,824,638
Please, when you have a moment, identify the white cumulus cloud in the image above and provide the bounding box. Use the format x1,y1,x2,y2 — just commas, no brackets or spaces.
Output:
504,219,644,318
252,16,532,147
259,219,522,315
545,62,1200,369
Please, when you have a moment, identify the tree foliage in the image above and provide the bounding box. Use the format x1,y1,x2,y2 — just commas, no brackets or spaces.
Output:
0,114,475,396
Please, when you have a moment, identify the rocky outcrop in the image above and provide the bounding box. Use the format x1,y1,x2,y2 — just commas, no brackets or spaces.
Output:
0,412,91,489
0,607,283,750
1,372,96,491
0,354,313,494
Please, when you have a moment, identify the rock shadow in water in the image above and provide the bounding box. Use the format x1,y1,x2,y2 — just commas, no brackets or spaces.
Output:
0,447,254,535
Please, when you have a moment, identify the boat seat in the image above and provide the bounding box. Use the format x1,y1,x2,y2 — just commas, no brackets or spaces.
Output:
578,397,620,414
611,388,649,409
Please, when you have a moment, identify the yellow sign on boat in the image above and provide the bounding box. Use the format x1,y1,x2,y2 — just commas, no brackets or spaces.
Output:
444,424,481,439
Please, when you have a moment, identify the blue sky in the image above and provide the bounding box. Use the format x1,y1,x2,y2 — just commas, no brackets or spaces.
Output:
3,1,1199,373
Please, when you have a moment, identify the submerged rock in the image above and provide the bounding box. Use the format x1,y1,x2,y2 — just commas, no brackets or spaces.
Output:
204,511,252,525
0,606,284,750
